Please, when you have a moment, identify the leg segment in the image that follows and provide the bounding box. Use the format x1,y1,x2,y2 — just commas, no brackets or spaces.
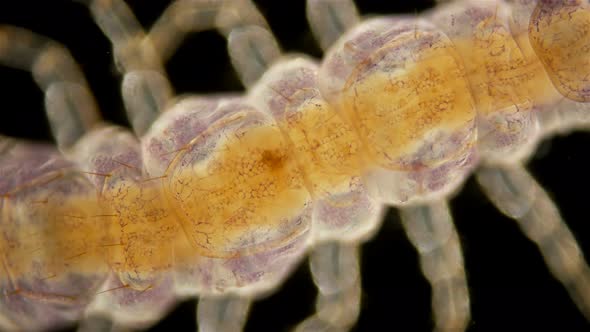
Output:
227,25,281,87
399,202,470,332
477,164,590,319
306,0,359,51
149,0,269,62
197,296,251,332
0,26,100,150
76,315,125,332
295,242,361,332
149,0,278,87
85,0,172,136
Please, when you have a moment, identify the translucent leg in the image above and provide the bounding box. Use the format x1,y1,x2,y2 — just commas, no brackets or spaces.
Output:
295,242,361,332
227,26,281,87
477,164,590,319
197,296,251,332
148,0,278,87
85,0,172,136
0,26,100,150
399,202,470,332
306,0,360,51
148,0,269,62
86,0,161,73
77,315,133,332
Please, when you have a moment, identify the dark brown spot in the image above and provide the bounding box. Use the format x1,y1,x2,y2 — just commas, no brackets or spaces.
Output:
261,150,285,171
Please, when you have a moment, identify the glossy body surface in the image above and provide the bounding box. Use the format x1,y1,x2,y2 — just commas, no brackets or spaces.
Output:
0,1,589,331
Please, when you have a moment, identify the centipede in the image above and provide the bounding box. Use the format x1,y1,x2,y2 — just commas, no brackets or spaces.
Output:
0,0,589,331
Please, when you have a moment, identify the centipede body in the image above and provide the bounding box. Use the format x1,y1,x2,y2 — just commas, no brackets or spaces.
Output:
0,1,589,331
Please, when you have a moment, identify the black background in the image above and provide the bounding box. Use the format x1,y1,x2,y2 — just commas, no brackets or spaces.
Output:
0,0,589,331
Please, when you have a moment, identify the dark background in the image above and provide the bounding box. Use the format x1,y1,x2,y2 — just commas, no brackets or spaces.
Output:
0,0,589,331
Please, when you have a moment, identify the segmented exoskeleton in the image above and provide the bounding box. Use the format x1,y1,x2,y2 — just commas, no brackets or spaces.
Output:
1,2,583,329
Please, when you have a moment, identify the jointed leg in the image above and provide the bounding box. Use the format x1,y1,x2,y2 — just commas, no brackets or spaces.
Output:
399,202,470,332
306,0,359,51
295,242,361,332
0,26,100,150
197,296,251,332
76,315,129,332
148,0,269,62
84,0,172,136
226,25,280,87
477,164,590,319
148,0,277,87
87,0,276,134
